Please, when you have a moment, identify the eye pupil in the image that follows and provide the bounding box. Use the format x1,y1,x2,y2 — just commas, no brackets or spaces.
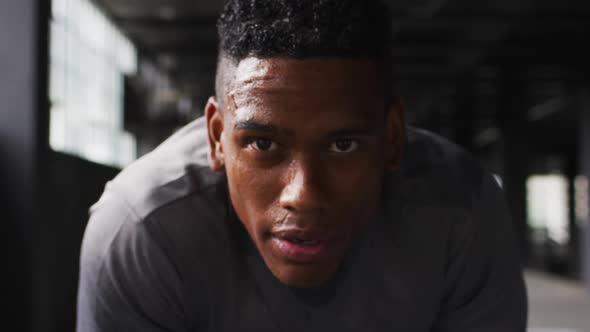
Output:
335,140,352,151
256,139,272,151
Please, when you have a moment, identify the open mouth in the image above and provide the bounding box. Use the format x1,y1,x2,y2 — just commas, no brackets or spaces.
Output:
281,237,321,246
270,231,332,262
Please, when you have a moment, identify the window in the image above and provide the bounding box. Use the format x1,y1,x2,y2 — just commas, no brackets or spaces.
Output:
527,175,570,245
49,0,137,168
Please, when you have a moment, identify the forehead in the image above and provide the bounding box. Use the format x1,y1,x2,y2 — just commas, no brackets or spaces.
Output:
223,57,384,121
228,57,382,96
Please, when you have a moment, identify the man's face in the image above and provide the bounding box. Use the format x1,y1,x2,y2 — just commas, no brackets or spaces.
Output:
207,57,402,288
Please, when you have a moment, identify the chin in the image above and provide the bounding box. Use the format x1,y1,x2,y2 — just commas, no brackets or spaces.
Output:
269,261,340,288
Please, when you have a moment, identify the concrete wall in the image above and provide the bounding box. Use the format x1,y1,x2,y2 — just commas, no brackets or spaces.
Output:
42,154,119,331
0,1,43,330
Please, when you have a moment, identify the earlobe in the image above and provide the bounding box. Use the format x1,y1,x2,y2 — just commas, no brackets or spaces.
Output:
386,99,406,172
205,97,225,171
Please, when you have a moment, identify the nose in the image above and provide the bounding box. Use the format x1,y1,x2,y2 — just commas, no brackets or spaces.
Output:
279,158,327,213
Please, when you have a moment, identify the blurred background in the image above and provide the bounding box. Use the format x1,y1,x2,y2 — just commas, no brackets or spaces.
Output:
1,0,589,331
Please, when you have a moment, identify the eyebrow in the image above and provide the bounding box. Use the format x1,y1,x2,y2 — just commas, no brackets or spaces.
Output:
326,128,376,138
234,120,294,136
234,120,376,138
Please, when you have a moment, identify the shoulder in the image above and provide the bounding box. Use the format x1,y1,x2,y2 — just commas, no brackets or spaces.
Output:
399,132,527,330
100,116,219,220
81,116,229,283
397,127,492,208
385,127,505,256
79,117,227,328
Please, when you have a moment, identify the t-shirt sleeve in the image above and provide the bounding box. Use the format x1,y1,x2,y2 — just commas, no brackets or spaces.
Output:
77,189,188,332
432,173,528,332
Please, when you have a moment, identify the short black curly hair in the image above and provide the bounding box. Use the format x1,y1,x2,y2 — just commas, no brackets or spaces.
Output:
216,0,395,103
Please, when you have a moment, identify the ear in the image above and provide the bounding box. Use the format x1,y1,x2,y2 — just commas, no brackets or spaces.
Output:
205,96,225,171
385,98,406,171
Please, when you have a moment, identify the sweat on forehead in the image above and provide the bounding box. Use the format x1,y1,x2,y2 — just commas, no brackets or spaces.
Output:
215,56,384,107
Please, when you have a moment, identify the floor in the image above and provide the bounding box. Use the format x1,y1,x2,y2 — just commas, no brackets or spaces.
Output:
527,270,590,332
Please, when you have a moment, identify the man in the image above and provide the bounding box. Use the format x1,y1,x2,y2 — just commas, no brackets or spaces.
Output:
77,0,527,331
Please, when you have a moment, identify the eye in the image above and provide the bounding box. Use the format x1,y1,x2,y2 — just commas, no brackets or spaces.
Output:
329,139,358,153
250,138,276,152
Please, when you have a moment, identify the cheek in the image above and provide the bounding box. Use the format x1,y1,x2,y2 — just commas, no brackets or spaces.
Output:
225,153,283,215
326,155,384,206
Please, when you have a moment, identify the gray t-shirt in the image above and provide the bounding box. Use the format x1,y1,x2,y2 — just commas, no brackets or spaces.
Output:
77,117,527,332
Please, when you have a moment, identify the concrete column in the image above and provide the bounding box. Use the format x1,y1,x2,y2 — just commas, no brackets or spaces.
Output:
0,0,49,330
579,89,590,292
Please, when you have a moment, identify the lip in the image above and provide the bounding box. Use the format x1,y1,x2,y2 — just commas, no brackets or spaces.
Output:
270,230,334,263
